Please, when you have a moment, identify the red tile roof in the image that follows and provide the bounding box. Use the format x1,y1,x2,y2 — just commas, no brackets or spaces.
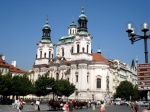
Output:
92,53,108,62
0,57,27,73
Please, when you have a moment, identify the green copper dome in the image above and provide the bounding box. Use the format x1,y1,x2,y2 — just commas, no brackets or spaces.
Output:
79,8,87,20
97,48,101,53
43,18,50,29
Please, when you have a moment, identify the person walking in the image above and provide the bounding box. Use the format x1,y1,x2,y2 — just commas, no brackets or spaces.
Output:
134,102,139,112
69,100,74,112
63,101,69,112
35,99,40,111
100,101,105,112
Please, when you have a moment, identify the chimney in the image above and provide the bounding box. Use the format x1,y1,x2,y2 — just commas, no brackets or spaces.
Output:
0,54,5,60
12,61,17,67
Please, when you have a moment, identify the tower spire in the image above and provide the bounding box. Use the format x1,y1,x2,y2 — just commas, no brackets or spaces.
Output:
41,16,51,42
77,5,88,32
72,16,74,23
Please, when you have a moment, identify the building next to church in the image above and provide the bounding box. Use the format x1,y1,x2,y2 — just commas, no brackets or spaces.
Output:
0,54,33,79
33,7,138,100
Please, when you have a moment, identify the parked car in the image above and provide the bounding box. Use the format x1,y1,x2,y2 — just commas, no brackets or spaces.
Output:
138,101,149,107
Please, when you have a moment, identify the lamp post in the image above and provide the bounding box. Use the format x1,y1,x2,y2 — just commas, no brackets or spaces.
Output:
126,22,150,63
46,87,54,101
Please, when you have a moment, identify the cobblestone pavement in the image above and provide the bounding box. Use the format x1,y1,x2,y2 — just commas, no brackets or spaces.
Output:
0,104,148,112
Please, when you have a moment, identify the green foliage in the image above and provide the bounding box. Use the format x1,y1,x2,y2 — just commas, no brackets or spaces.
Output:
115,80,134,100
0,72,13,96
33,76,55,97
132,84,140,100
11,74,33,96
55,79,76,97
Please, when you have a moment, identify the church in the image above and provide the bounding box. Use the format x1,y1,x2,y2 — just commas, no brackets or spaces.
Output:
33,7,138,100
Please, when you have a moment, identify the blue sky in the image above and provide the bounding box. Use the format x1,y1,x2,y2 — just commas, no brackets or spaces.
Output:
0,0,150,71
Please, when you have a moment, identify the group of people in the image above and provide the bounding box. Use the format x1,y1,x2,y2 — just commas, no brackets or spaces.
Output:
63,100,74,112
12,98,24,112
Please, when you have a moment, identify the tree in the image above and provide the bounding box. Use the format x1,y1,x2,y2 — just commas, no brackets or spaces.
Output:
115,80,134,100
0,72,13,96
55,79,76,97
11,74,33,97
132,84,140,100
33,76,55,97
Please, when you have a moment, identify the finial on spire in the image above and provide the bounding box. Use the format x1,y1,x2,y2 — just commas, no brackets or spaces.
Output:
46,15,49,24
82,4,84,11
72,16,74,23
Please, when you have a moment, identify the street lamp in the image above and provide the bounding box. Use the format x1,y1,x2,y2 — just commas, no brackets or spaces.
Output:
46,87,54,100
126,22,150,63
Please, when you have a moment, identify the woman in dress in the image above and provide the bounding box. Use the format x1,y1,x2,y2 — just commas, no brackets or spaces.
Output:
100,101,105,112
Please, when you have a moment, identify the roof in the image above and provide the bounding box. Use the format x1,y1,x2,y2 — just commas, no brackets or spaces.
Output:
92,53,108,62
0,57,27,73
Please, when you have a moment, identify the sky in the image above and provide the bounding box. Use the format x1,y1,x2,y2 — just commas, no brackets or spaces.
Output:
0,0,150,71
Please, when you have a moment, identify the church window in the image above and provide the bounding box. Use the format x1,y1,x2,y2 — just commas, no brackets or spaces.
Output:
56,73,59,80
44,53,46,58
52,54,53,58
73,29,74,34
67,78,69,81
76,75,78,82
49,51,51,59
40,51,42,58
77,44,80,53
62,48,64,56
87,75,89,83
70,29,71,34
71,47,73,54
87,45,89,53
97,78,101,88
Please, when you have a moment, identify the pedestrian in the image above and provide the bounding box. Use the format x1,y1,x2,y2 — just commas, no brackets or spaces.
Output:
69,100,74,112
35,99,40,111
12,98,15,109
130,101,135,112
100,101,105,112
63,101,69,112
17,98,23,112
134,102,139,112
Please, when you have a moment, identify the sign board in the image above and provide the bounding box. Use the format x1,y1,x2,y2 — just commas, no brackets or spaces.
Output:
137,63,150,90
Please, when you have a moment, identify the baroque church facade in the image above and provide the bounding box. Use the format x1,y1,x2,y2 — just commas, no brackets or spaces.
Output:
33,7,138,100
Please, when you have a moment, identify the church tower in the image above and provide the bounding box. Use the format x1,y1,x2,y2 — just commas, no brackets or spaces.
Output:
33,17,54,80
72,6,92,61
56,18,77,61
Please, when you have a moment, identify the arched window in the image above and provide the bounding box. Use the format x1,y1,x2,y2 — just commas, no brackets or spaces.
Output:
87,75,89,83
76,75,78,82
77,44,80,53
44,53,46,58
87,45,89,53
71,47,73,54
40,51,42,58
56,73,59,80
49,51,51,59
97,78,101,88
62,48,64,56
